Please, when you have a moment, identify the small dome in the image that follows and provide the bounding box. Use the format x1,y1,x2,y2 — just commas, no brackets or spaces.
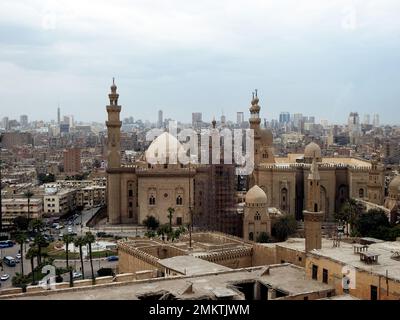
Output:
260,128,273,145
304,142,321,159
145,132,186,164
245,185,267,204
389,175,400,195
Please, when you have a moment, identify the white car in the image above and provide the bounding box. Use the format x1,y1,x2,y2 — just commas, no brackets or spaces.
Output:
56,225,64,230
72,272,82,279
0,274,10,281
16,253,21,259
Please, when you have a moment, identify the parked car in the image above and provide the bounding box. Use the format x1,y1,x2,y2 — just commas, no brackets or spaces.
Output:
56,225,64,230
0,274,10,281
72,272,82,279
107,256,119,262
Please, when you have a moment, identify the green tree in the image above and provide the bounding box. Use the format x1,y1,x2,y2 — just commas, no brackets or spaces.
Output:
23,190,34,220
33,233,48,266
29,218,44,234
157,224,170,242
12,273,30,292
256,232,270,243
74,236,86,279
167,207,175,232
15,232,27,275
142,215,160,231
334,199,362,229
354,209,390,238
26,247,38,285
145,230,156,238
13,216,30,231
272,214,297,241
62,233,75,270
84,232,96,283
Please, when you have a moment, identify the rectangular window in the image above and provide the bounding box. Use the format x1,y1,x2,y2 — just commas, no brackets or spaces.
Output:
370,285,378,300
129,201,133,208
322,268,328,284
312,265,318,280
128,190,133,197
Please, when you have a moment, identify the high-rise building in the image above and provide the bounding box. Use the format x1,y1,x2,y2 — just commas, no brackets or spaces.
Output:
293,113,303,129
20,115,28,127
348,112,361,144
373,113,380,127
192,112,202,128
63,147,81,174
2,117,9,130
157,110,163,128
279,112,290,124
363,114,370,125
220,114,226,126
236,112,244,125
57,106,61,124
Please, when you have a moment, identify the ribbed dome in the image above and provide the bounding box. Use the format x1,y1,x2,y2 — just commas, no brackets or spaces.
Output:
260,128,273,145
304,142,321,159
389,175,400,195
245,185,267,204
145,132,185,164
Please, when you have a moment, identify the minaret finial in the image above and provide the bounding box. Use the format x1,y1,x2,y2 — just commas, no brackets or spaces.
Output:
252,92,254,100
255,89,258,97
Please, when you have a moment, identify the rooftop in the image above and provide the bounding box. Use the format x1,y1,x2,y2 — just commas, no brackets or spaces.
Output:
1,264,334,300
158,256,231,276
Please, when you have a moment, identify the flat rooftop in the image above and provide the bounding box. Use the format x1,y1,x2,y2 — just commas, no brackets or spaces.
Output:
159,256,232,276
1,264,334,300
309,240,400,281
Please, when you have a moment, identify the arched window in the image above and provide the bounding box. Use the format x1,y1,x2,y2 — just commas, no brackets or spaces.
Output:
249,232,254,241
281,188,288,211
359,188,364,198
149,195,156,205
176,195,183,205
254,212,261,221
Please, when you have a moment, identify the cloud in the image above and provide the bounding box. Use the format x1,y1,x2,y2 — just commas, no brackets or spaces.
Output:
0,0,400,124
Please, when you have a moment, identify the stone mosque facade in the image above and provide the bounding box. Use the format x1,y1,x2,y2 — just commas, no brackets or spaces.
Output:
105,80,386,235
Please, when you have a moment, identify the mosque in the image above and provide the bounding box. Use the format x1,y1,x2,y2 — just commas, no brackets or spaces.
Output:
105,80,388,239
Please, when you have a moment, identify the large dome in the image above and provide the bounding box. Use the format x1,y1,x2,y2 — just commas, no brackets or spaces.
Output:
389,175,400,195
260,128,273,145
245,185,267,204
145,132,186,164
304,142,321,159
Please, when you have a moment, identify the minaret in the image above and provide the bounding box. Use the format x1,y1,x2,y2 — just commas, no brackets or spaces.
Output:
367,152,384,205
106,78,121,168
106,78,122,224
303,156,324,252
249,90,262,167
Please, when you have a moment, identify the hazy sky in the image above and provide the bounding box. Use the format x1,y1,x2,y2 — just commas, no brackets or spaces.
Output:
1,0,400,124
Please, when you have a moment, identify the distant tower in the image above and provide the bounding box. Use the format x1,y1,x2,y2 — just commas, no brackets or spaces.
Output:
106,78,122,224
303,156,324,252
249,90,262,167
158,110,163,128
367,153,384,205
57,106,60,124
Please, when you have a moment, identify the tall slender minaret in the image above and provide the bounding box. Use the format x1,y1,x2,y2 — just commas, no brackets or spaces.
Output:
303,156,324,252
106,78,122,224
249,90,262,167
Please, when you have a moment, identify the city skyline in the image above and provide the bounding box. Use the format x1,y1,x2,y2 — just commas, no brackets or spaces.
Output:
1,1,400,124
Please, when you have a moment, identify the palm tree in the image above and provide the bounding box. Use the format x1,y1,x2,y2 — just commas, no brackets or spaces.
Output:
74,236,86,279
62,234,75,269
167,207,175,233
23,190,34,220
84,232,96,282
157,224,170,242
26,247,38,285
15,232,27,276
33,233,47,266
29,218,44,232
